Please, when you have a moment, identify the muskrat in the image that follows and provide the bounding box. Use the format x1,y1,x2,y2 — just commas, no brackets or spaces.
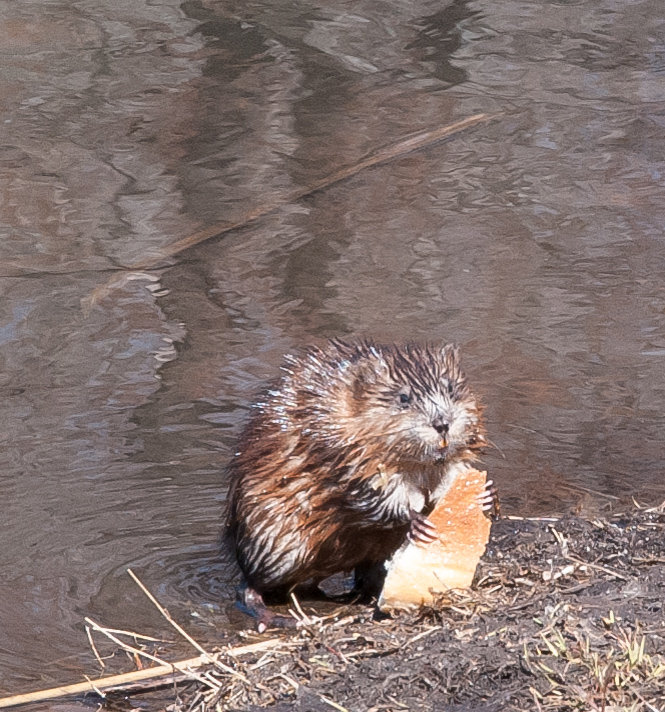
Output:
226,339,488,628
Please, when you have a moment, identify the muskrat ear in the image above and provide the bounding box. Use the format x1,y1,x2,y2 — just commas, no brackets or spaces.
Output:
350,361,376,404
353,349,390,389
441,343,460,367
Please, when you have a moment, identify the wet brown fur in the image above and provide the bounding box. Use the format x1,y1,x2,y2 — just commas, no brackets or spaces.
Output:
226,339,484,599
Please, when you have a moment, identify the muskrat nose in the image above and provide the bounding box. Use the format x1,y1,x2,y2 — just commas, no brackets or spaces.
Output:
432,417,449,435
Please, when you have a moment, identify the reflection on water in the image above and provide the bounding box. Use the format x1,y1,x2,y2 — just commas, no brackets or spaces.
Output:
1,0,664,694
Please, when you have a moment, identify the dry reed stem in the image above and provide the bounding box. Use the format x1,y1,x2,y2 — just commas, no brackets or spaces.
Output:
126,568,251,684
85,616,214,688
85,624,106,669
0,638,284,709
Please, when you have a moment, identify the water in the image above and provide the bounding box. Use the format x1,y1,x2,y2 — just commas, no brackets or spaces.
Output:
1,0,664,695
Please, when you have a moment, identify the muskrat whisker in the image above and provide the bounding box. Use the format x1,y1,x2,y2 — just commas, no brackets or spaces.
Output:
482,437,505,458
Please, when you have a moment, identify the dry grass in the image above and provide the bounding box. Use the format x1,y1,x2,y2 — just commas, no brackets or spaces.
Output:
524,609,665,711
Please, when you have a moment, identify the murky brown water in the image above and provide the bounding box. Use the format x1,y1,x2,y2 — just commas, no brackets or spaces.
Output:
1,0,664,695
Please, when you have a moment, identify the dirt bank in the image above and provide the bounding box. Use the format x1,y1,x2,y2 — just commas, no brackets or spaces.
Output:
84,502,665,712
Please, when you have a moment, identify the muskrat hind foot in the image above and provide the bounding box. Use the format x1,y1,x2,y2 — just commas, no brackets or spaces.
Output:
353,560,388,603
236,584,297,632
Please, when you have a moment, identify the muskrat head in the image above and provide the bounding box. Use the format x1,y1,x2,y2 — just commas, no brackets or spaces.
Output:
332,341,484,465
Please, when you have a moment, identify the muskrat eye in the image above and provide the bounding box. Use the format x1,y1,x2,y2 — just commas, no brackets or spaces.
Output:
397,391,412,407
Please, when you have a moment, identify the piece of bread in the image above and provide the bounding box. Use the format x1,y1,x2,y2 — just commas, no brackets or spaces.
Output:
378,467,491,610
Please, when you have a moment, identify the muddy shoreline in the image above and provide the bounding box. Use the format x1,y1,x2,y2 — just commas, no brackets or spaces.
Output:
45,502,664,712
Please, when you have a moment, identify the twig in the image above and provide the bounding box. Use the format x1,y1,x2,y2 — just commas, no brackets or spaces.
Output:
88,623,165,644
126,569,205,655
85,617,174,670
564,555,628,582
126,568,249,683
278,672,300,691
288,591,325,627
560,483,620,501
85,616,218,692
0,639,282,709
405,626,441,646
504,515,561,523
277,673,350,712
85,624,105,670
82,676,105,700
9,115,499,282
318,694,351,712
289,592,308,622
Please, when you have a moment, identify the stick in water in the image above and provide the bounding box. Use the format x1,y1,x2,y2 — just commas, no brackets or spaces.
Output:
127,112,499,269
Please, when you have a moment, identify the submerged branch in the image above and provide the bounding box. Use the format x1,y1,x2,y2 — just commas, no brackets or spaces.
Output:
128,112,499,269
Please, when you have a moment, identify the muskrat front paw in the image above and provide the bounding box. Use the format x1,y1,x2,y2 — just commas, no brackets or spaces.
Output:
408,510,438,545
478,478,500,520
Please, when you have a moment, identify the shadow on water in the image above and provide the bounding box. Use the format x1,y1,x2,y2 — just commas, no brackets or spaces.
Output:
406,0,481,86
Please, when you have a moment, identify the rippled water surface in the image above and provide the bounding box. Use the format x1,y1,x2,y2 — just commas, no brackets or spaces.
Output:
1,0,664,694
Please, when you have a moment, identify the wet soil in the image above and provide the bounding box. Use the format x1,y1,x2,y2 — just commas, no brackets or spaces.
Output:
77,502,665,712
